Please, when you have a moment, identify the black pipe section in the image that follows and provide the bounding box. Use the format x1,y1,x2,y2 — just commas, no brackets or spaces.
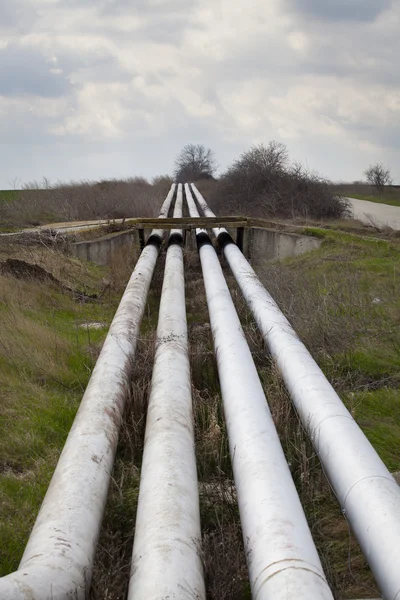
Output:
196,231,213,250
168,232,185,248
215,230,235,249
145,233,164,249
138,228,146,250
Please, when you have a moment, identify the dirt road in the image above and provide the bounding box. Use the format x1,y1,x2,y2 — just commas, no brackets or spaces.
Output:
347,197,400,230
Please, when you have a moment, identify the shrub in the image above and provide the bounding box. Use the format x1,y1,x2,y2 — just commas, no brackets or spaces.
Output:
206,142,349,220
0,177,171,227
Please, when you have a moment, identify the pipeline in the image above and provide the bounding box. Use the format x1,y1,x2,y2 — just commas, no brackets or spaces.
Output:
127,184,205,599
185,183,334,599
191,183,400,600
169,181,184,243
0,185,176,600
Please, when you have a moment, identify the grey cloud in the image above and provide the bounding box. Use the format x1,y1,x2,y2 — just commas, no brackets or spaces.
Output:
290,0,392,21
0,44,71,98
60,0,193,16
60,0,195,43
0,0,37,32
0,0,399,187
344,121,400,151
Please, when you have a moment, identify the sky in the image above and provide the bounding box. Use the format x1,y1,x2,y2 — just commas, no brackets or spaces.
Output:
0,0,399,188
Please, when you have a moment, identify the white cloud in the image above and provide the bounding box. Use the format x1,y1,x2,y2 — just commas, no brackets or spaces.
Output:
0,0,399,186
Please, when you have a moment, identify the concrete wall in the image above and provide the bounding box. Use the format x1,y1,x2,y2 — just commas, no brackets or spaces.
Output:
70,230,138,266
69,226,321,267
248,227,321,266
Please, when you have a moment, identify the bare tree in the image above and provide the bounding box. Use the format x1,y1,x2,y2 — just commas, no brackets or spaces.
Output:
208,141,349,220
174,144,217,182
364,163,392,196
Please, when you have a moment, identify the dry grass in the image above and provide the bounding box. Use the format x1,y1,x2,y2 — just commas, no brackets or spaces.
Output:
1,228,396,598
186,253,250,600
0,237,105,294
90,330,156,600
263,367,379,598
107,244,141,294
87,240,391,599
0,177,172,228
89,249,252,600
0,246,116,575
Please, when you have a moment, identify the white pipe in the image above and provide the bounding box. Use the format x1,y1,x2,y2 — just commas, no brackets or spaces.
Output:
187,197,333,598
192,184,400,600
184,183,206,235
170,183,183,239
158,183,176,219
149,183,177,241
190,182,226,238
128,191,205,599
0,185,176,600
184,183,199,218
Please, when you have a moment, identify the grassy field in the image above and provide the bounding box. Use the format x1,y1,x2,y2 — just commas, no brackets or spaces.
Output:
0,179,171,231
348,193,400,207
0,190,20,202
0,239,137,576
0,226,398,598
257,228,400,473
91,229,399,599
332,183,400,207
0,191,21,232
253,228,400,596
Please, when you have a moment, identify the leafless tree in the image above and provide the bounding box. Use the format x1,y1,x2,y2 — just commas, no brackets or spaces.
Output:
207,141,349,220
173,144,217,182
364,163,392,196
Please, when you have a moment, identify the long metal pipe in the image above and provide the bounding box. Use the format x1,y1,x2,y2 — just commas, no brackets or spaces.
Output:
190,183,226,238
191,184,400,600
186,185,333,599
149,183,177,241
170,181,183,238
0,185,176,600
128,183,205,600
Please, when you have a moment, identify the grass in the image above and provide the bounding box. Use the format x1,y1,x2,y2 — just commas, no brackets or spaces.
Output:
347,193,400,207
254,228,399,594
90,250,252,600
332,183,400,207
0,190,20,202
0,191,21,231
0,178,172,228
346,388,400,471
0,246,121,576
250,227,400,597
1,224,398,598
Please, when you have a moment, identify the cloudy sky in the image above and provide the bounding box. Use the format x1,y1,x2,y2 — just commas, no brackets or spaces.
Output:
0,0,399,188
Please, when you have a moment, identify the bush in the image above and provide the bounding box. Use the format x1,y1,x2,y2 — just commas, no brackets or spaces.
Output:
0,177,172,227
206,142,349,220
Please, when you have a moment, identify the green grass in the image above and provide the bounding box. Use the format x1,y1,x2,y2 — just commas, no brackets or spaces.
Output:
0,190,20,203
258,228,400,475
346,388,400,471
346,193,400,207
332,183,400,207
0,258,119,575
255,229,399,595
